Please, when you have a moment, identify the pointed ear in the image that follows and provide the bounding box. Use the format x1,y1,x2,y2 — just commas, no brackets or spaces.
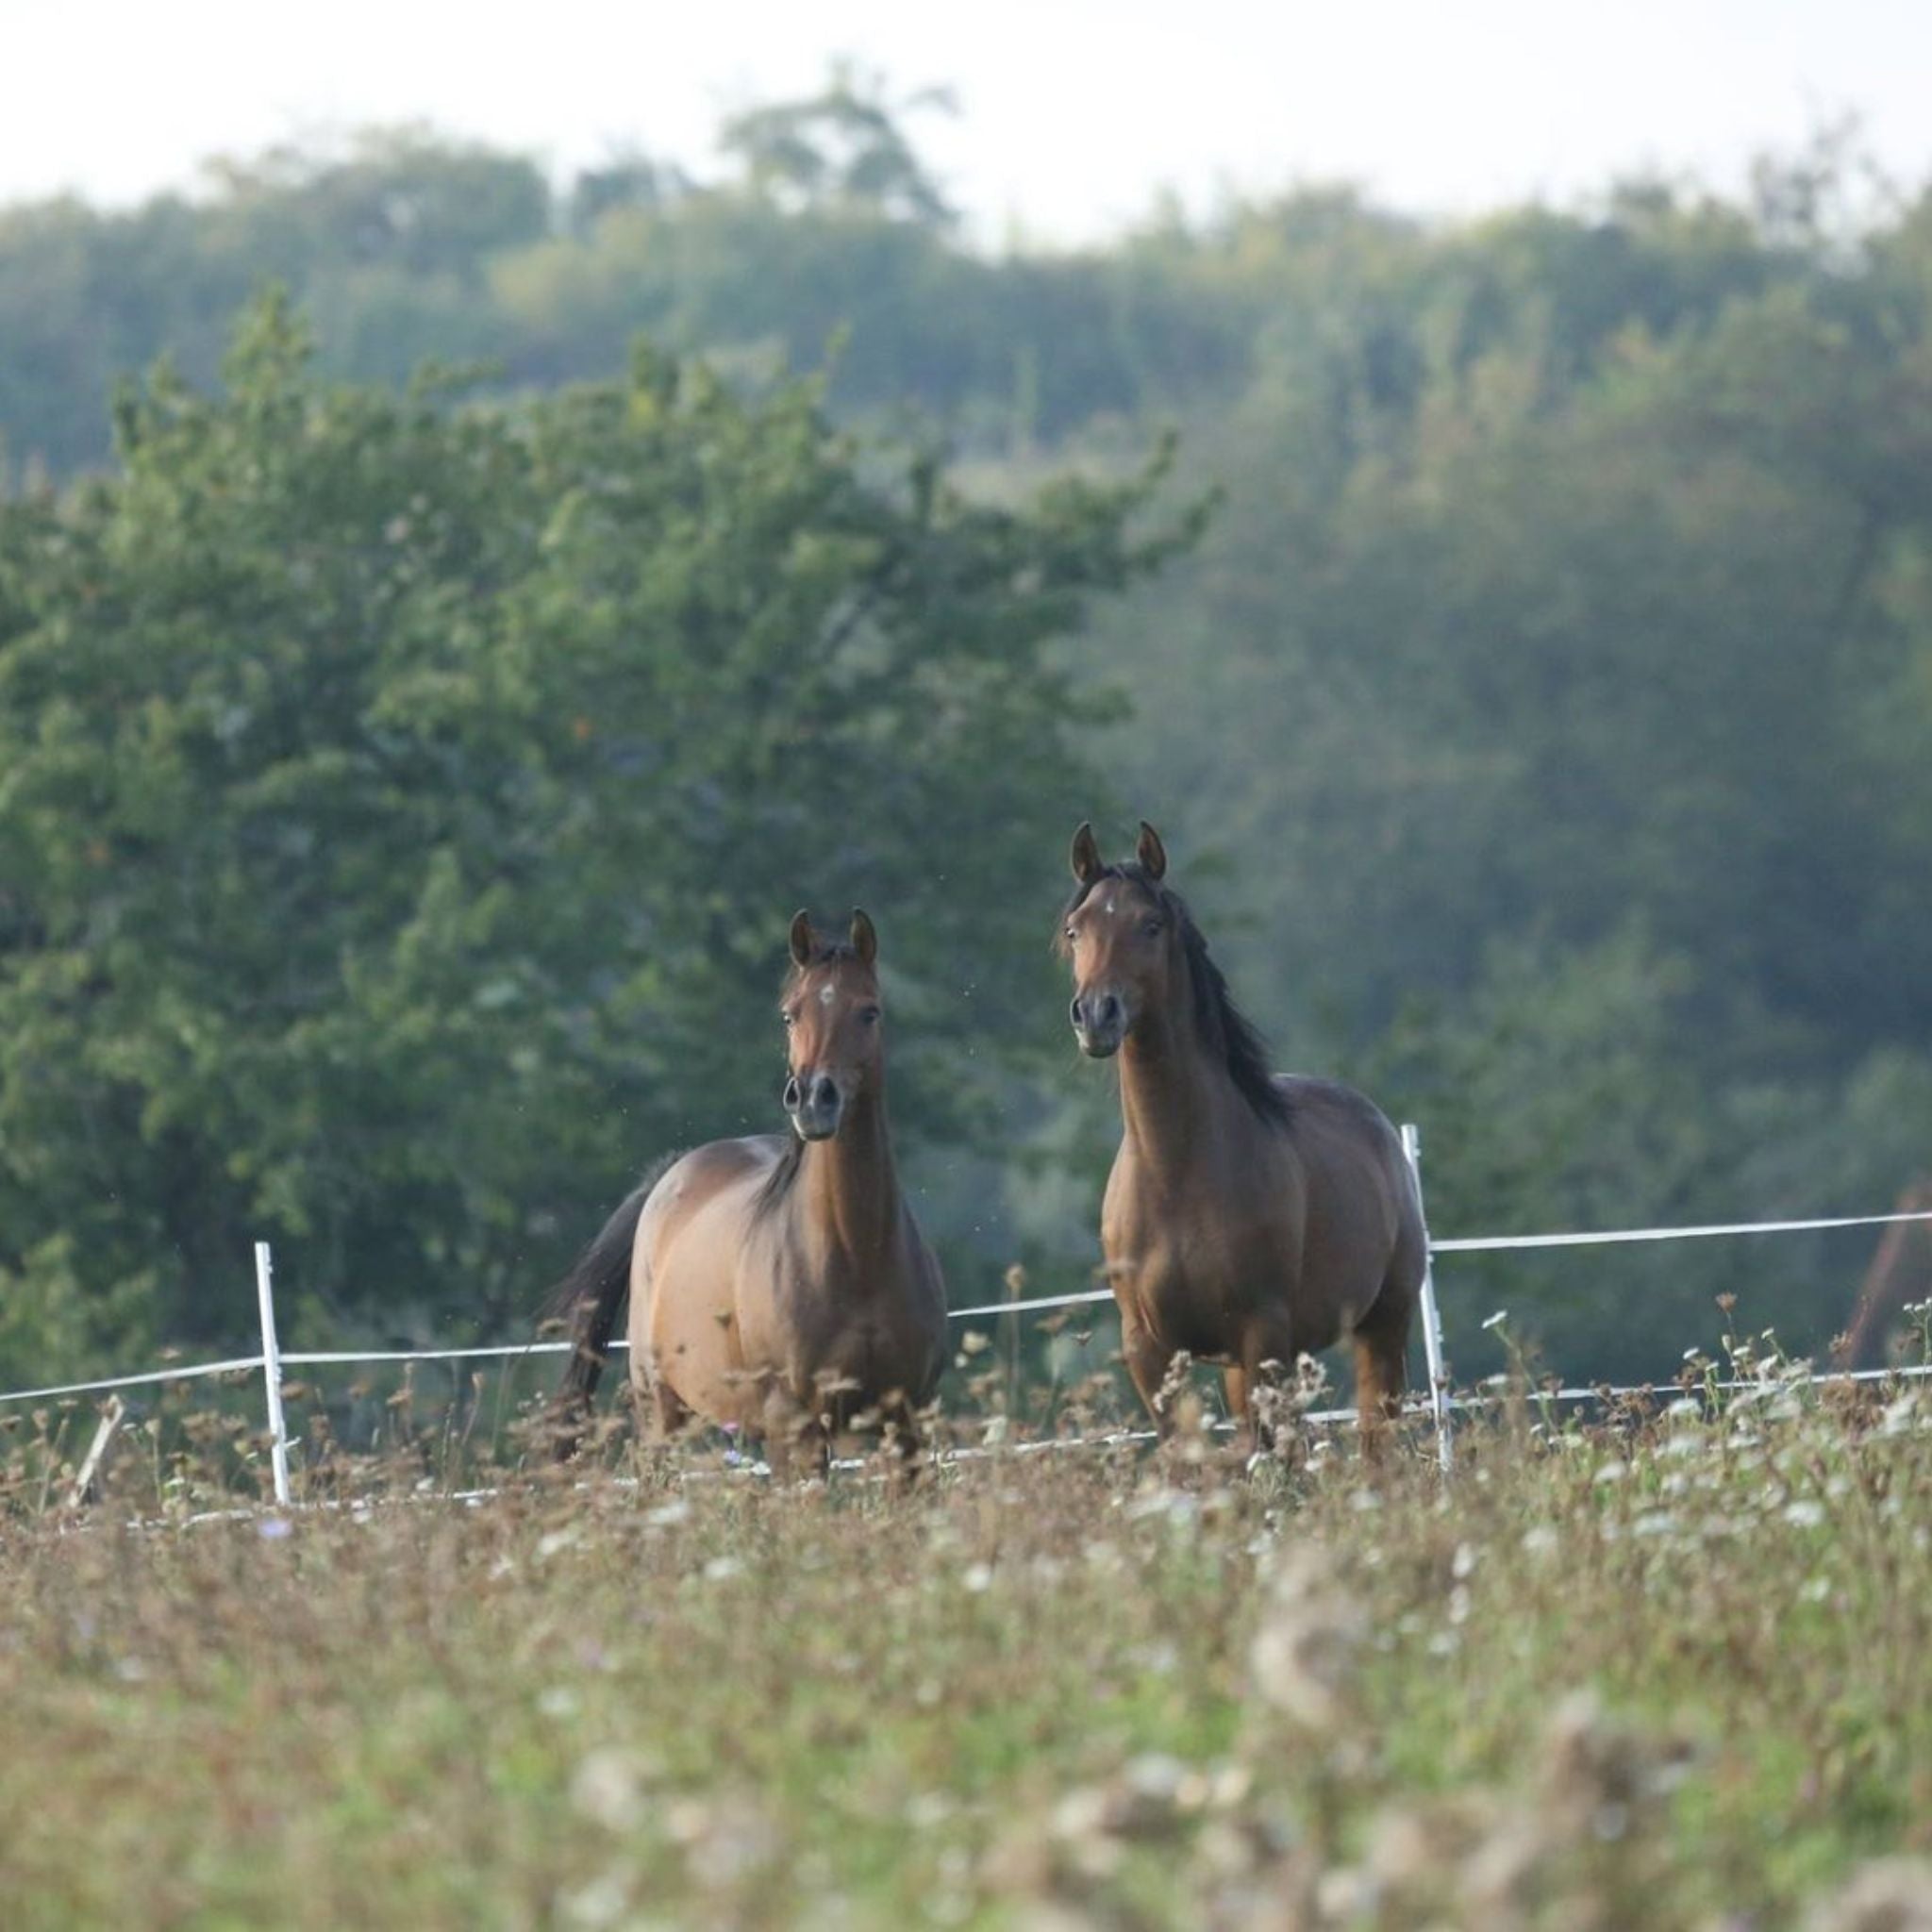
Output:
1136,821,1168,881
849,908,877,966
789,909,815,968
1070,821,1105,886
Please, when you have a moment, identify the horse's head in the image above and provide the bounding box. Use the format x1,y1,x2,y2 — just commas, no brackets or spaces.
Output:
780,908,885,1141
1059,820,1174,1058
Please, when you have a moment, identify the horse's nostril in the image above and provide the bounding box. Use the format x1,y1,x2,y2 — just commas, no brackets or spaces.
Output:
783,1075,802,1110
1070,998,1084,1028
1098,993,1122,1026
813,1074,839,1110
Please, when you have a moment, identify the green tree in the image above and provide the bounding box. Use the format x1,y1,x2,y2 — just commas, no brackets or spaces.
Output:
719,67,959,229
1058,170,1932,1380
0,294,1195,1381
8,106,1932,1391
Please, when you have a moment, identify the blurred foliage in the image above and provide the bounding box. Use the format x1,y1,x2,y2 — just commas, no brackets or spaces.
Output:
3,87,1931,1385
0,291,1193,1379
1074,158,1932,1379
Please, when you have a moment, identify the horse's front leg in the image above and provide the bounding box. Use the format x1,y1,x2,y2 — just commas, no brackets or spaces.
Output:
758,1379,828,1484
1237,1317,1300,1463
1121,1312,1179,1434
1222,1365,1252,1457
877,1391,927,1490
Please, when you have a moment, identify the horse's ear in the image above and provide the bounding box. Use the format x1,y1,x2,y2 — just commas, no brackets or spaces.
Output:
1136,822,1168,882
850,908,877,966
789,908,815,967
1070,822,1105,886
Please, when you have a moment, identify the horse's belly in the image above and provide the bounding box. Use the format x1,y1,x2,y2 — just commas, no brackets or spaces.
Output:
641,1173,774,1424
648,1275,762,1426
1117,1219,1359,1362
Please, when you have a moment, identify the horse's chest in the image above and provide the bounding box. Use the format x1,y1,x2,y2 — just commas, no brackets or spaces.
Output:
800,1308,937,1407
758,1255,941,1400
1107,1191,1275,1349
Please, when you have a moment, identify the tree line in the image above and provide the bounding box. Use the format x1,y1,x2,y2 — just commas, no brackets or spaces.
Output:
3,86,1929,1390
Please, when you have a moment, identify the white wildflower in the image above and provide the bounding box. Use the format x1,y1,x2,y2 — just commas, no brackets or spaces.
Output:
1249,1547,1365,1728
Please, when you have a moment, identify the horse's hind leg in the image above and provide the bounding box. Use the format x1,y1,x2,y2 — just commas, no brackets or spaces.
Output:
1352,1278,1412,1463
651,1374,692,1441
879,1391,926,1489
1222,1366,1249,1452
619,1370,691,1485
758,1381,831,1484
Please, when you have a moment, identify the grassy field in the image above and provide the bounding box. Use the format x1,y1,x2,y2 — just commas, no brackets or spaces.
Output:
3,1344,1930,1930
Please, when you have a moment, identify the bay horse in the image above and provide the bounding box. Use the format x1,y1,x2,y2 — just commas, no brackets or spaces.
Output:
1059,822,1425,1451
547,909,947,1471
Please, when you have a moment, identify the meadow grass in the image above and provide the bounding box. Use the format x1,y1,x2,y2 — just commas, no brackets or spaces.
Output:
2,1345,1929,1929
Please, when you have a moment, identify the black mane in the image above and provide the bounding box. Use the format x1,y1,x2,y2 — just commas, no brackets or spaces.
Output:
1062,863,1291,1129
754,1131,807,1216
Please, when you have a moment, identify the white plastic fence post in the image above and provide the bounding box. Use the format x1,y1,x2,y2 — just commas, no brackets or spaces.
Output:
1400,1124,1454,1474
69,1393,125,1509
254,1241,292,1507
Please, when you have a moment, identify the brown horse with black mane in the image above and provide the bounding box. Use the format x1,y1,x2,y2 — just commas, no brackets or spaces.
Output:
547,909,946,1470
1060,821,1425,1450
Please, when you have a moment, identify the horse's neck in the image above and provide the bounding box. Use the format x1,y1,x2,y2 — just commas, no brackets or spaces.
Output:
1118,1000,1264,1181
794,1091,903,1267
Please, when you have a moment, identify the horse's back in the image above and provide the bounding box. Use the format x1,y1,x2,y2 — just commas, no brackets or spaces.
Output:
1274,1072,1390,1126
637,1135,785,1268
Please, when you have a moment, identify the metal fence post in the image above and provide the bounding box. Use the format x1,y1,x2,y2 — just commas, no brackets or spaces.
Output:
1400,1124,1454,1474
254,1241,292,1507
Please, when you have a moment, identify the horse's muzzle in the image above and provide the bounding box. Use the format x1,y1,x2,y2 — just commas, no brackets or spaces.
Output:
784,1071,843,1141
1071,991,1126,1058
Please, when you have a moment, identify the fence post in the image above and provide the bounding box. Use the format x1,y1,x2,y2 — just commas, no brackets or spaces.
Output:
254,1241,292,1507
1400,1124,1454,1474
69,1394,125,1510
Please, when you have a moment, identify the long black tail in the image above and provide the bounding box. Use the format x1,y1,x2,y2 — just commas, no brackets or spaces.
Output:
540,1164,666,1453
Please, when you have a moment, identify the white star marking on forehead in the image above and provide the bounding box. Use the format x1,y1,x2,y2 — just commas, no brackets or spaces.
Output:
1105,899,1116,915
818,982,836,1007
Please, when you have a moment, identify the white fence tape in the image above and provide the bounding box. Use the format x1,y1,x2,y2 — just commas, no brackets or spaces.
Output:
949,1285,1113,1321
1431,1208,1932,1254
281,1341,581,1365
4,1194,1929,1423
0,1356,267,1407
946,1208,1932,1320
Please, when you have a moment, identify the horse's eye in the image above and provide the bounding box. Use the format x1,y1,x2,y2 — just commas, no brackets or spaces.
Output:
1142,919,1163,938
781,1010,796,1027
858,1006,882,1025
1064,924,1077,943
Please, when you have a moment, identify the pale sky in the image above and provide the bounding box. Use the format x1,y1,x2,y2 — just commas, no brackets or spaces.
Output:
4,0,1929,242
